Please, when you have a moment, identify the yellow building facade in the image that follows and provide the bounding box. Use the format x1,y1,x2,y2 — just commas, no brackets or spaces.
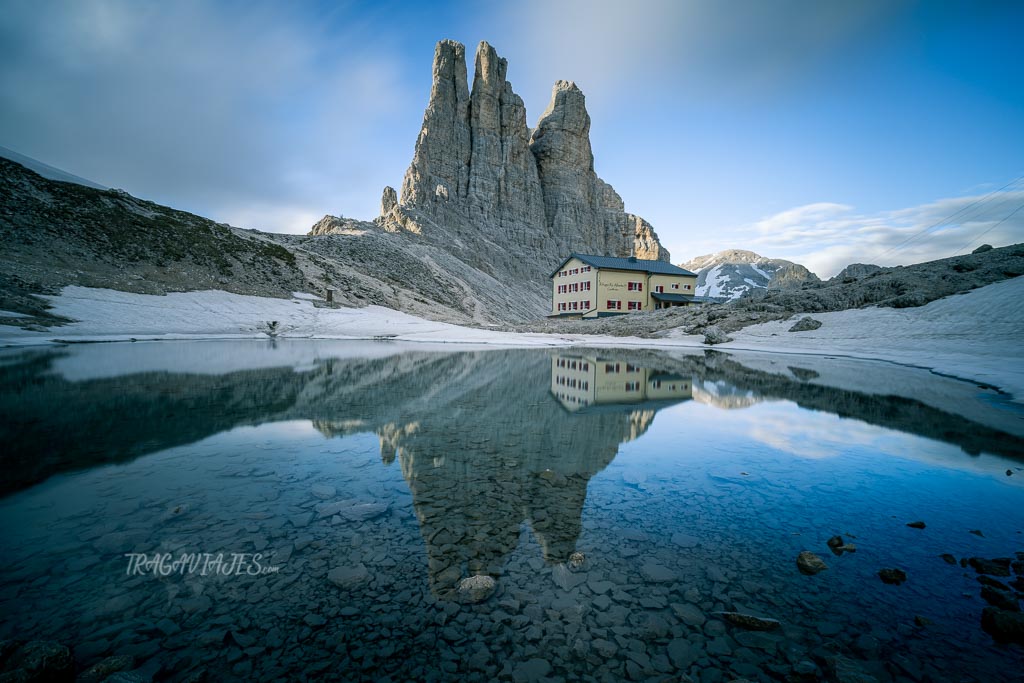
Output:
550,254,702,318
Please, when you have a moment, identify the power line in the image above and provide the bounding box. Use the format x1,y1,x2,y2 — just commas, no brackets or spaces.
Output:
872,175,1024,260
951,201,1024,256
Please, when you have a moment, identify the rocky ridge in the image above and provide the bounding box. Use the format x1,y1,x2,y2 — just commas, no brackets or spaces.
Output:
519,243,1024,337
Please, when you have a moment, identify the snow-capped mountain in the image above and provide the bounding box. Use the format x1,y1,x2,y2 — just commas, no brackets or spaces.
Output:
678,249,819,301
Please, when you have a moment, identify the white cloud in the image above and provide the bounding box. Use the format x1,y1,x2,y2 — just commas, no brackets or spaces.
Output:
700,189,1024,277
0,0,413,231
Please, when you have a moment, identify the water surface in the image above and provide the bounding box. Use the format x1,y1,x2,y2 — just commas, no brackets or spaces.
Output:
0,341,1022,682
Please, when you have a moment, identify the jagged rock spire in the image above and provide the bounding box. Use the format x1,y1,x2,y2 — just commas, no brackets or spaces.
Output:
400,39,471,211
383,39,669,267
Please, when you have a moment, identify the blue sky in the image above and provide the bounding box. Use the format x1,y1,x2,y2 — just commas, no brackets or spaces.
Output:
1,0,1022,276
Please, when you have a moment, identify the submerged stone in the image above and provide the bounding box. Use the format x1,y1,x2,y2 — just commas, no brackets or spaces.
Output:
714,611,781,631
796,551,828,575
879,568,908,585
969,557,1012,577
327,564,369,588
981,607,1024,645
457,575,497,604
980,586,1020,612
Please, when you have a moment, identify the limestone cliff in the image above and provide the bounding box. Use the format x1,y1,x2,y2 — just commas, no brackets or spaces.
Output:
368,40,670,275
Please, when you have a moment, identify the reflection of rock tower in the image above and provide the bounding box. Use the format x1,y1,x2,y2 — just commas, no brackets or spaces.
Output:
376,351,683,601
374,351,698,601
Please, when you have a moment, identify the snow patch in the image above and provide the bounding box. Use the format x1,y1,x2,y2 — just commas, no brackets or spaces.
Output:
1,280,1021,403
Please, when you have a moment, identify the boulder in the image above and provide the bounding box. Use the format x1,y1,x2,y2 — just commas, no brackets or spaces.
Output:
703,326,732,345
796,551,828,575
879,568,907,585
972,244,994,254
457,574,497,604
788,316,822,332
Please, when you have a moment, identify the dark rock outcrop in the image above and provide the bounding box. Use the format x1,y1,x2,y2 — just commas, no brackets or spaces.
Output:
833,263,882,282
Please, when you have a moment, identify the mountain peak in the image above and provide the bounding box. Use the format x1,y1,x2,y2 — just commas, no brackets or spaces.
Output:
371,39,670,279
679,248,817,300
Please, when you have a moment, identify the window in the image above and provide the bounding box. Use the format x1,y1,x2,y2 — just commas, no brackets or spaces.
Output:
625,364,640,373
684,284,691,290
570,301,577,310
671,283,679,290
582,300,590,309
606,300,621,310
652,380,662,389
655,285,664,293
585,281,591,291
605,363,620,373
627,281,643,291
625,381,640,392
628,301,641,311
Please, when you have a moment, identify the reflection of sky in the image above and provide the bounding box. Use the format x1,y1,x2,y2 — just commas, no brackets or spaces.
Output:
628,399,1024,483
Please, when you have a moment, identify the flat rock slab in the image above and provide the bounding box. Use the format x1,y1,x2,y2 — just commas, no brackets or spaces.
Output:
311,484,336,500
671,602,706,626
671,532,699,548
640,562,676,583
327,564,369,588
317,500,389,522
512,658,551,683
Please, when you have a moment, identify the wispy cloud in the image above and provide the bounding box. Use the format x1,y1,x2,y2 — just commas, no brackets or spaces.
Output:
682,188,1024,277
479,0,902,115
0,0,412,230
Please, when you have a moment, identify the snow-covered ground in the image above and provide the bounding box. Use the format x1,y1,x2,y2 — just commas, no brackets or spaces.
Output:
709,276,1024,403
1,278,1022,402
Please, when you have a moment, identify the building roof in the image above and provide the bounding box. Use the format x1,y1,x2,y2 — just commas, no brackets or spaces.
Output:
651,292,715,304
550,253,697,278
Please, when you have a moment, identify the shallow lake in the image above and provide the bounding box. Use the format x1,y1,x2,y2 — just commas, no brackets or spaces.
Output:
0,340,1022,682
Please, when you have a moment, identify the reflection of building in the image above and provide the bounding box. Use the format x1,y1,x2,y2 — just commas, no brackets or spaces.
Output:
550,354,693,412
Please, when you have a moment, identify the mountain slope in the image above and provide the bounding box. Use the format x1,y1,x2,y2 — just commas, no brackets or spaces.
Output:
0,145,107,190
679,249,819,300
0,156,554,327
0,156,307,325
